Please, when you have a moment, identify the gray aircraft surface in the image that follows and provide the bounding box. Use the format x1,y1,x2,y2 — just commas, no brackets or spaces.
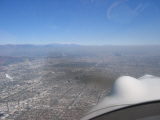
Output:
81,75,160,120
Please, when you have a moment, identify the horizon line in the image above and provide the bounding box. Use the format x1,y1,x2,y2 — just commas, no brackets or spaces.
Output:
1,43,160,46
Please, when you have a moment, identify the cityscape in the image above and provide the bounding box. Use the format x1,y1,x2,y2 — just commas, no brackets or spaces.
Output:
0,45,160,120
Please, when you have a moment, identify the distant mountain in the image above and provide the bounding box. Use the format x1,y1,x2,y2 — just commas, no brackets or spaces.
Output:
0,43,81,47
0,43,83,56
1,44,160,57
45,43,81,47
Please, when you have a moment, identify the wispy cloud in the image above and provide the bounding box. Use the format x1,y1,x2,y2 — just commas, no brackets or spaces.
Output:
107,0,152,23
132,3,143,15
107,0,128,20
132,2,150,16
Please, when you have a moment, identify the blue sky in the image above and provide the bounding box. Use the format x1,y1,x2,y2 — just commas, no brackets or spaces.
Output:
0,0,160,45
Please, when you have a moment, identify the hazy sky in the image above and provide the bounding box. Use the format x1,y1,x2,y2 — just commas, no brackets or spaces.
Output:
0,0,160,45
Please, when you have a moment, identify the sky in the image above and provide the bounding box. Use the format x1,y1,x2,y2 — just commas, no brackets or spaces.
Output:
0,0,160,45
